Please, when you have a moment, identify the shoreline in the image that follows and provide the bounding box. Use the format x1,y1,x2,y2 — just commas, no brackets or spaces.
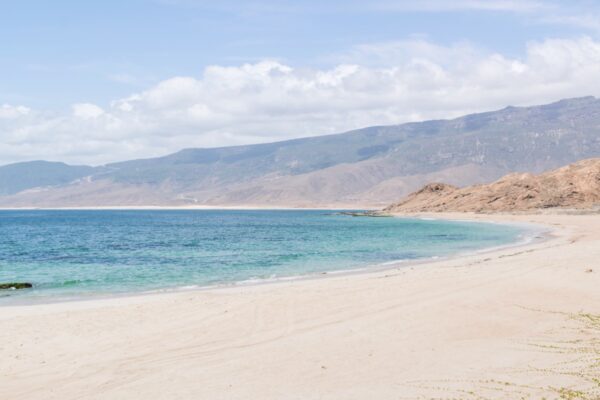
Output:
2,212,598,399
0,205,381,211
0,215,549,307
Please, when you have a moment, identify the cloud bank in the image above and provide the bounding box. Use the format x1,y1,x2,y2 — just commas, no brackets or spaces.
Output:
2,36,600,165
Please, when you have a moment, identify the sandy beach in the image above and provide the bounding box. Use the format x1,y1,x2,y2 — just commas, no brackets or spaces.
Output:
1,212,599,399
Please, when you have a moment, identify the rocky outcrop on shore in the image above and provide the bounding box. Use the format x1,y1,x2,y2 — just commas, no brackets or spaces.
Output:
383,158,600,213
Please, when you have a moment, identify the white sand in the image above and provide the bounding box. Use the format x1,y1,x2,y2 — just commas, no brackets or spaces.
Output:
1,213,599,399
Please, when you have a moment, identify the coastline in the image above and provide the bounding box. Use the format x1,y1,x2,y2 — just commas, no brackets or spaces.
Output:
0,214,546,307
1,212,599,399
0,205,381,211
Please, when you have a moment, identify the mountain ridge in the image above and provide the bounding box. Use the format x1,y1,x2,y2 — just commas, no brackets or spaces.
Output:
1,96,599,207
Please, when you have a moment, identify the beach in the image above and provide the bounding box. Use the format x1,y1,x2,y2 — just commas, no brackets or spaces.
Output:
1,212,599,399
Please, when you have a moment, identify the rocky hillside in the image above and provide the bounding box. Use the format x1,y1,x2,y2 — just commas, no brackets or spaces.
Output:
1,96,600,207
0,161,95,196
383,158,600,213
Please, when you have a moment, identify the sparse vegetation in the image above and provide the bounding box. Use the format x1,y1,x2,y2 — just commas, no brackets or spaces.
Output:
402,310,600,399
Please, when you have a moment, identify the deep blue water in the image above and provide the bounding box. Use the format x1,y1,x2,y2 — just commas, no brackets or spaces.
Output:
0,210,526,302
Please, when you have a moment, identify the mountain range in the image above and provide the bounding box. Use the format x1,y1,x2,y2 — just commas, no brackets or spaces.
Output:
1,96,600,208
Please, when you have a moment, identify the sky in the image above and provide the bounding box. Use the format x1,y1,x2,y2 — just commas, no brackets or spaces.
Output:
2,0,600,165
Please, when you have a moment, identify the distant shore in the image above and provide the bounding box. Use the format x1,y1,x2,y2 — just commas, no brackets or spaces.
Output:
0,205,381,211
1,212,599,399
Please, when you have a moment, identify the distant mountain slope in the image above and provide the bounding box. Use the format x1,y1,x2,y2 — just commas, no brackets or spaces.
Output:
0,161,96,196
383,158,600,212
1,96,600,207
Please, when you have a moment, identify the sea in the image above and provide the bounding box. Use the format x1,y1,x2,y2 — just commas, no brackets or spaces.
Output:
0,210,532,303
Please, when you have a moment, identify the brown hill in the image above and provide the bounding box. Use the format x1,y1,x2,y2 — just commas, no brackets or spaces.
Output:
383,158,600,213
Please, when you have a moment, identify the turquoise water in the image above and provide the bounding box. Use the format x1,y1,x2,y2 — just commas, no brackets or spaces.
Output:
0,210,526,302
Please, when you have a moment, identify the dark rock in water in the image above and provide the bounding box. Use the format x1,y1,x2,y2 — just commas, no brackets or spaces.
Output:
0,282,33,290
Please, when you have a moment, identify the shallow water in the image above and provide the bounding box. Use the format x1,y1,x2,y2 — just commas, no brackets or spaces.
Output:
0,210,526,302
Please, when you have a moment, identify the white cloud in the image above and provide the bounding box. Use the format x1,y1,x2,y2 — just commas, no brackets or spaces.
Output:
371,0,549,13
72,103,105,119
157,1,600,33
0,104,30,119
538,13,600,32
158,0,549,14
2,36,600,166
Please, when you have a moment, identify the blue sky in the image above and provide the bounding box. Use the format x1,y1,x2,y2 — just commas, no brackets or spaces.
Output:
2,0,594,108
1,0,600,164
